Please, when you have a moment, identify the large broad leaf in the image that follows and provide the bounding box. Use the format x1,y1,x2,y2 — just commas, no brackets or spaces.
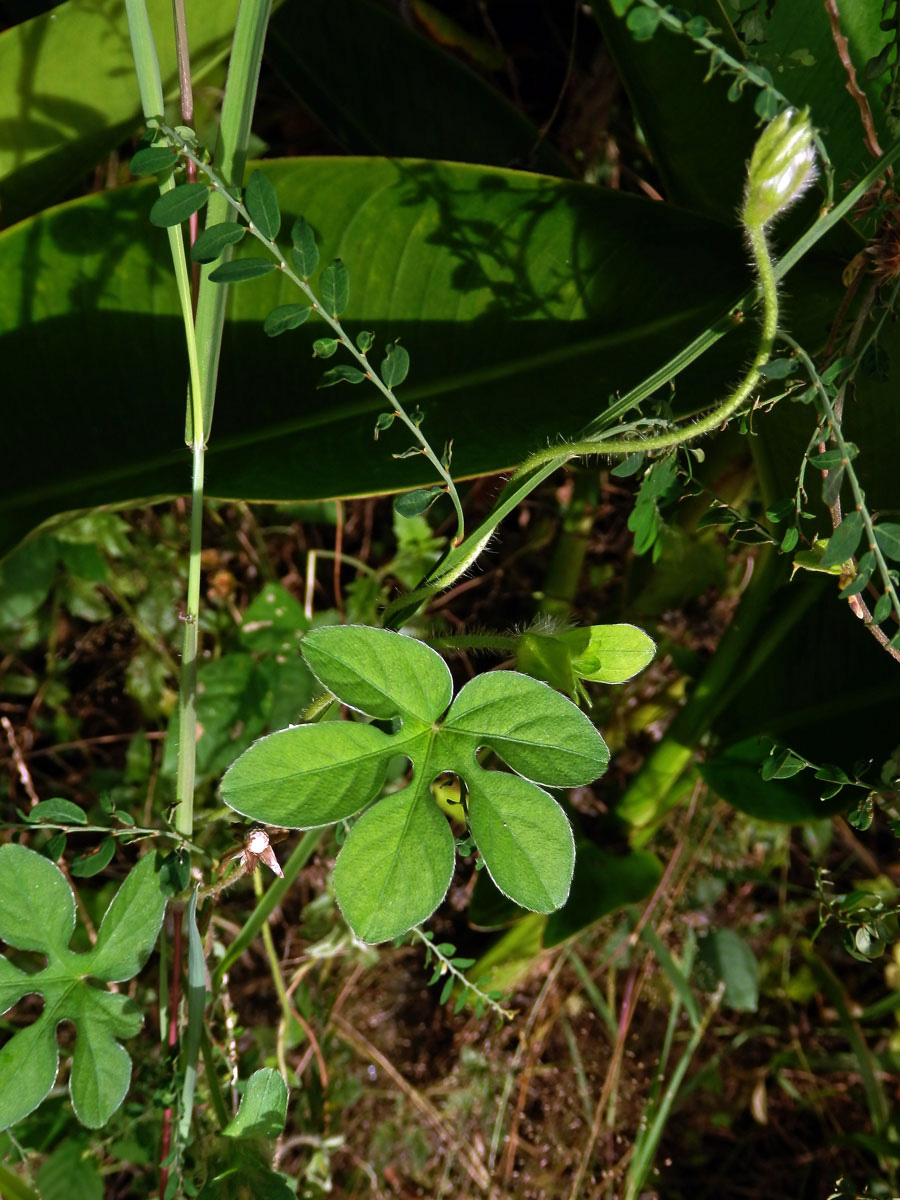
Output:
266,0,572,176
221,625,609,941
1,155,763,555
0,846,168,1129
0,0,239,229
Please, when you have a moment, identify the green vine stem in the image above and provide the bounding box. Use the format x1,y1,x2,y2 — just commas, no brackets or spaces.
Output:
152,122,466,546
782,332,900,661
517,110,817,471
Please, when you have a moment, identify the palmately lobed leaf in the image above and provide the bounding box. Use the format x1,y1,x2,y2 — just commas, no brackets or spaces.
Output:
301,625,453,722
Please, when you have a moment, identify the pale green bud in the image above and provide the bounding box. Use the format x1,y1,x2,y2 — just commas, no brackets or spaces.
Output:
743,107,816,230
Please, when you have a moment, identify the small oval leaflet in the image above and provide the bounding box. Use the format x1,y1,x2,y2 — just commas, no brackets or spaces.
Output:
290,217,319,277
208,258,277,283
244,170,281,241
264,305,311,337
149,182,209,228
381,343,410,388
129,146,179,176
190,221,246,264
320,259,350,317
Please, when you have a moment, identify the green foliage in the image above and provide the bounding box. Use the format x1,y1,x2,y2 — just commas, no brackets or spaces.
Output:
0,847,167,1129
222,625,609,941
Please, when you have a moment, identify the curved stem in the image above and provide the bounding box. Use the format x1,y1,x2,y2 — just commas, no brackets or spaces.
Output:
515,220,778,471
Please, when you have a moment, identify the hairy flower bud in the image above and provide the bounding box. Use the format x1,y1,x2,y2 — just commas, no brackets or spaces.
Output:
743,107,816,230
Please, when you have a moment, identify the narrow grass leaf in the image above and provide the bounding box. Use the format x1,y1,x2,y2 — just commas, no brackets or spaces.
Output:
149,183,209,227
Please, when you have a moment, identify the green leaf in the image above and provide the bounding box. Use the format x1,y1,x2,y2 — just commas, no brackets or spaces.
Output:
394,487,443,517
27,797,87,825
301,625,452,721
263,305,310,337
544,844,663,947
700,737,849,823
129,147,179,176
290,216,319,276
467,772,575,912
320,258,350,317
873,591,893,623
149,182,210,227
333,784,456,943
208,258,277,283
319,365,367,387
874,522,900,561
381,343,410,388
820,511,864,567
356,330,376,353
519,624,656,692
221,722,392,828
36,1138,103,1200
70,837,116,878
190,222,247,264
222,626,609,939
222,1069,288,1139
245,170,282,240
443,671,609,785
0,846,166,1129
696,928,759,1012
312,337,339,359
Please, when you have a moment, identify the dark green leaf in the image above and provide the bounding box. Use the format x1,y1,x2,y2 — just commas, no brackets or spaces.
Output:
696,929,759,1011
28,798,87,826
839,550,876,597
190,222,246,264
319,365,367,387
245,170,281,241
626,6,662,40
208,258,277,283
290,217,320,277
873,591,893,623
381,343,410,388
758,357,796,379
610,452,645,478
149,183,210,227
70,837,116,878
356,330,376,353
874,522,900,561
820,511,863,567
320,259,350,317
312,338,339,358
264,305,310,337
807,448,847,470
129,147,178,177
394,487,442,517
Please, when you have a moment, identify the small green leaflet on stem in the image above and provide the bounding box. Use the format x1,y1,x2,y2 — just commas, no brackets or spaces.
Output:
149,182,209,227
290,217,319,278
320,259,350,318
244,170,281,241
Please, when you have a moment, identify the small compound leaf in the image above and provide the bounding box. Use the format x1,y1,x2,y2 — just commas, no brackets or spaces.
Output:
245,170,281,240
149,182,209,227
820,511,863,567
0,1017,59,1131
468,773,574,912
129,146,179,176
85,851,168,982
333,785,455,943
27,797,87,825
190,221,246,264
319,365,367,387
444,671,609,786
223,1068,288,1139
874,522,900,561
0,842,75,954
393,487,443,517
381,343,410,389
208,258,276,283
320,258,349,317
221,721,392,828
301,625,452,722
264,304,310,337
290,216,319,277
